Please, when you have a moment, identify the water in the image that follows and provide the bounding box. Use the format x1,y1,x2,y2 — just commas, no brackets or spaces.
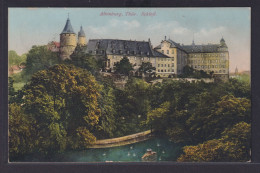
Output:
54,137,184,162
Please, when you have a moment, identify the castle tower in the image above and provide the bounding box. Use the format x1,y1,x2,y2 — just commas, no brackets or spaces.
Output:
220,37,227,47
78,26,87,46
60,17,77,60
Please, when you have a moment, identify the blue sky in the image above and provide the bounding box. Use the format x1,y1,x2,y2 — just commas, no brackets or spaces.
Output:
9,8,250,72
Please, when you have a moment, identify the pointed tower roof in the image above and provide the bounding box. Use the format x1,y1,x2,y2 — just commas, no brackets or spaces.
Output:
220,37,225,42
78,26,86,37
61,17,75,34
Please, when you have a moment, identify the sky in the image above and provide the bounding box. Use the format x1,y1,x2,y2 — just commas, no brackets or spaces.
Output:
8,8,250,72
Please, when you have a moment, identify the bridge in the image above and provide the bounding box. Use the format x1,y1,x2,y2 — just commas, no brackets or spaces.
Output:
89,130,153,148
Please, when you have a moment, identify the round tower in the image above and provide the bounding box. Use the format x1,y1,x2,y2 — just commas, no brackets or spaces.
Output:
78,26,87,46
60,17,77,60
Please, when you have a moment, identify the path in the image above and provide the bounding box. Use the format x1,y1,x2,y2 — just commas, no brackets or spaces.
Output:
89,130,152,148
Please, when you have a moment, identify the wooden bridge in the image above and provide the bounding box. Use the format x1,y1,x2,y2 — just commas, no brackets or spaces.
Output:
89,130,152,148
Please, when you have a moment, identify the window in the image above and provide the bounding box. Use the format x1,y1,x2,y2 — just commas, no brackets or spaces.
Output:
172,57,174,61
168,69,170,72
158,64,160,67
172,50,174,54
223,70,226,73
161,70,163,72
172,69,174,72
165,69,166,72
165,64,167,67
162,50,164,54
158,70,160,72
161,64,163,67
168,64,170,67
167,50,169,54
172,63,174,67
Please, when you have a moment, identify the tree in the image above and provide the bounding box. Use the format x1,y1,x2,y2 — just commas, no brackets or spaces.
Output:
70,47,100,74
146,102,171,132
22,64,101,153
177,122,251,162
25,45,60,76
114,56,133,75
8,50,27,68
9,103,36,160
138,62,156,76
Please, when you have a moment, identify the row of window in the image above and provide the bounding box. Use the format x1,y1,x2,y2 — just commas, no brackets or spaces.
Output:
189,59,226,64
158,64,174,67
190,53,226,57
161,50,175,54
158,58,174,61
192,65,226,69
158,69,174,72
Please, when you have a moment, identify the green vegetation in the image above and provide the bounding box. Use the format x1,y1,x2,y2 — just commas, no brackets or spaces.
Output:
25,45,60,76
179,65,212,78
8,45,251,162
8,50,27,68
114,56,133,75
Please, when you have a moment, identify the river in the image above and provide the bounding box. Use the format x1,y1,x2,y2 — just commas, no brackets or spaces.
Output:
51,137,184,162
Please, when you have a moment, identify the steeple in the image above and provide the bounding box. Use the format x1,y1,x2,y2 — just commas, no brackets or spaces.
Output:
61,16,75,34
235,66,238,75
192,33,195,46
220,36,226,45
78,25,87,46
78,25,86,37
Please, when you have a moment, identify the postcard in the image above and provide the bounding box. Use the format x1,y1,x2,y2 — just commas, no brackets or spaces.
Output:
8,7,251,162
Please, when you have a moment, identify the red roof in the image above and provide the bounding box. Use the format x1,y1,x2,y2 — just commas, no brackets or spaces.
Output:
53,41,60,48
11,65,20,71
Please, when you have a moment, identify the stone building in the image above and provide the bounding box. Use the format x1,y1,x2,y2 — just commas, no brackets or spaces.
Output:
182,37,229,80
85,39,173,77
60,17,87,60
58,18,229,79
154,36,188,75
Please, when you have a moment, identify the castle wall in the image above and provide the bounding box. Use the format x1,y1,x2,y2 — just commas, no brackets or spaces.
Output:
60,33,77,60
78,36,87,46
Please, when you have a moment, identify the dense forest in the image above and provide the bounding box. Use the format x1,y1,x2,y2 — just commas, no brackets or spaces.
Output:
8,46,251,162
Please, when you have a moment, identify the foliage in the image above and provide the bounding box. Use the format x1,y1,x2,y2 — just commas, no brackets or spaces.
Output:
178,122,251,162
138,62,156,75
25,45,60,76
70,47,101,74
19,64,100,154
96,86,117,139
8,50,27,67
146,102,171,132
113,78,150,136
180,65,212,79
9,103,36,159
114,56,133,75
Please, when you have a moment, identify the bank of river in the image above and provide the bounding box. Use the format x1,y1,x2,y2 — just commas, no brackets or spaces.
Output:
52,137,184,162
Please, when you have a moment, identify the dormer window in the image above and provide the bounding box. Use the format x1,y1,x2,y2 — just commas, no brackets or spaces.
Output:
127,50,130,54
147,52,149,56
119,50,123,54
133,51,136,55
112,49,115,53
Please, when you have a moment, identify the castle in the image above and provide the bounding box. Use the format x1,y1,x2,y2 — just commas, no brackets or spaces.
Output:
59,17,87,60
58,17,229,80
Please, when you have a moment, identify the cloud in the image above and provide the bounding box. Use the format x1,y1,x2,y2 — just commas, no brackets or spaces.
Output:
109,19,140,29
